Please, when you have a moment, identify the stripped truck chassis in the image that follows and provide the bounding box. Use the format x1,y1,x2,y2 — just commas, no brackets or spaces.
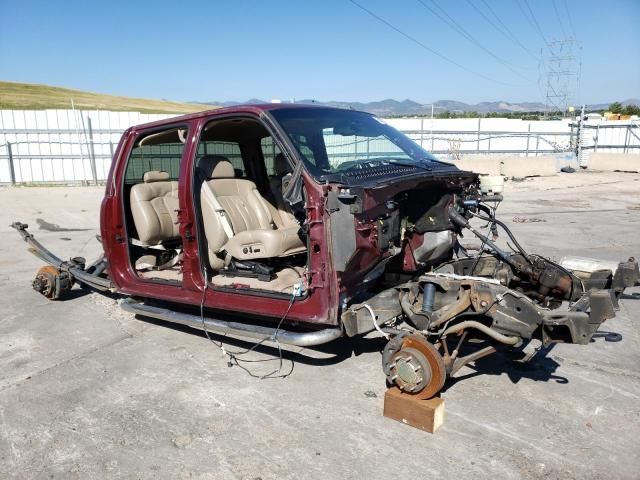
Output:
8,104,639,400
11,220,638,398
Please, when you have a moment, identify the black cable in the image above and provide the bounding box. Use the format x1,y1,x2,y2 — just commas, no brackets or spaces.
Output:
469,0,540,61
470,213,582,300
223,296,296,380
469,226,491,274
417,0,532,78
519,0,550,47
552,0,567,38
470,210,533,264
562,0,576,38
506,240,519,254
469,201,500,274
347,0,520,86
199,266,295,380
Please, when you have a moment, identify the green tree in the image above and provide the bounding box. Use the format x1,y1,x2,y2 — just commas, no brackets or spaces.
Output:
608,102,624,114
622,104,640,116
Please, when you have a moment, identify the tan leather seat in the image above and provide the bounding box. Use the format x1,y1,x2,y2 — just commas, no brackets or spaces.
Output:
130,170,180,245
199,156,305,270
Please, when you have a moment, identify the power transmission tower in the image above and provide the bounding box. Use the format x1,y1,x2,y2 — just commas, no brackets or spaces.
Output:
544,37,581,118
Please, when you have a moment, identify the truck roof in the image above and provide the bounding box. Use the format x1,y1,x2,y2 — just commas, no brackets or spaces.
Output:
130,103,351,132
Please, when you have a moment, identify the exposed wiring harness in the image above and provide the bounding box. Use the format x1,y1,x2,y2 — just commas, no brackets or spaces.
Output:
470,209,532,263
199,265,295,380
468,199,501,273
468,205,583,299
357,303,390,340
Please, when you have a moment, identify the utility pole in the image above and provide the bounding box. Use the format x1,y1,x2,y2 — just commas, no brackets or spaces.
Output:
576,104,586,168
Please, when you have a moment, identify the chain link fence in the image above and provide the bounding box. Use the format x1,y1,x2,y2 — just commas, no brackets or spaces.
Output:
0,109,638,185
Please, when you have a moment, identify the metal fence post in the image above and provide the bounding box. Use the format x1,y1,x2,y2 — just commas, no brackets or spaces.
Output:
525,123,531,157
87,116,98,185
624,124,630,153
476,118,481,152
594,124,600,152
7,141,16,185
577,105,586,167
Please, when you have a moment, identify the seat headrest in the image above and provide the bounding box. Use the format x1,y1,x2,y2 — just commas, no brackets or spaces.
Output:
198,155,235,179
274,153,292,176
143,170,170,183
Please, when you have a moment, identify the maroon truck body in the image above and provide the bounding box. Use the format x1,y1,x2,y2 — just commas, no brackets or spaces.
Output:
13,104,638,399
101,105,338,326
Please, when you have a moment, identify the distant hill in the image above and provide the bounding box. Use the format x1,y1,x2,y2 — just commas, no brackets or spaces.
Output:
204,97,639,116
589,99,640,111
2,81,635,116
0,81,214,113
203,97,551,115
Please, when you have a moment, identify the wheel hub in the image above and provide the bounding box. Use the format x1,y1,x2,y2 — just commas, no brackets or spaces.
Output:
390,347,431,393
31,266,72,300
382,334,447,399
33,267,57,298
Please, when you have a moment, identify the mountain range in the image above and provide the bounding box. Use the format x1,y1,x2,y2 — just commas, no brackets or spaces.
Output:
204,98,640,116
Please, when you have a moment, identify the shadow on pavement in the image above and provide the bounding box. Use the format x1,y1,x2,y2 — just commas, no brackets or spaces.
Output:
442,342,569,394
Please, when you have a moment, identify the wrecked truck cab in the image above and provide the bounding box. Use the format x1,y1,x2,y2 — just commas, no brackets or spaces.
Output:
12,104,639,399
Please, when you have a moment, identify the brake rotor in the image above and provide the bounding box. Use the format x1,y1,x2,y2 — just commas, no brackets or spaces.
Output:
32,266,60,299
386,334,446,399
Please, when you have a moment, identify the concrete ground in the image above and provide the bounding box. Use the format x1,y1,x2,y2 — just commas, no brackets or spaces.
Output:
1,171,639,480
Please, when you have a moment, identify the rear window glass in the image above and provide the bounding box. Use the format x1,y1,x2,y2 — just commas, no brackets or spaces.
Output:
197,141,245,177
124,128,186,184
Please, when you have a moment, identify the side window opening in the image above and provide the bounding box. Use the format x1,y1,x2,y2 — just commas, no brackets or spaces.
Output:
123,126,187,284
124,129,186,184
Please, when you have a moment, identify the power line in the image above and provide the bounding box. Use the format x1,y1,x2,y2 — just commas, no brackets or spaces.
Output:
552,0,567,37
480,0,521,40
562,0,577,37
521,0,550,46
416,0,532,79
467,0,540,62
347,0,520,86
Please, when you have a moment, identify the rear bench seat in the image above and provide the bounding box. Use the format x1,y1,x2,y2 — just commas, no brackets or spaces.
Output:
130,170,180,245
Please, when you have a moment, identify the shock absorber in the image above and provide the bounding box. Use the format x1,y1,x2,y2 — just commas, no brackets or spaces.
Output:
422,283,436,313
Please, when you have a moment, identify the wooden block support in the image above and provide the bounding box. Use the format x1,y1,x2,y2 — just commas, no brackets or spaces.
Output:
383,387,445,433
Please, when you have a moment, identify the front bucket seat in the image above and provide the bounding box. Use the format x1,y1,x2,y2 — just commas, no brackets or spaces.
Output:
199,156,305,270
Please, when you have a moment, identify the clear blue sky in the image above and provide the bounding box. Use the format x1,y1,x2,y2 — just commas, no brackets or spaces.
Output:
1,0,638,105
